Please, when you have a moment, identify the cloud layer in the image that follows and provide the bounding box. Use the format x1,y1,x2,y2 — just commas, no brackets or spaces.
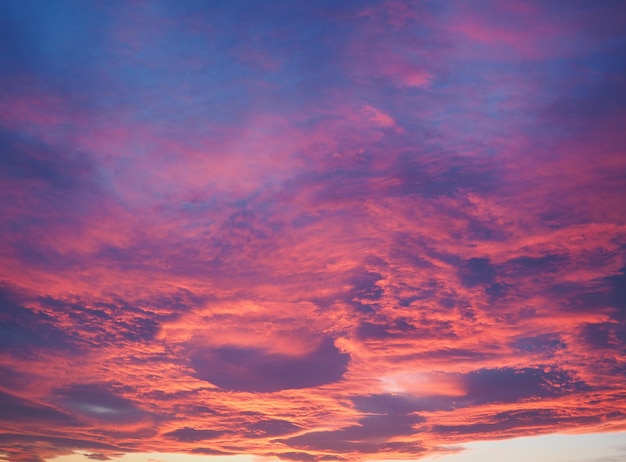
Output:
1,1,626,461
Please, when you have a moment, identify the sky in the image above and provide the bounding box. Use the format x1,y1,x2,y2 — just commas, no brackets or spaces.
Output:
0,1,625,461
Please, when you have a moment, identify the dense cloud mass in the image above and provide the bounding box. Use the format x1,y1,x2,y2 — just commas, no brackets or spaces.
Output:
1,1,626,461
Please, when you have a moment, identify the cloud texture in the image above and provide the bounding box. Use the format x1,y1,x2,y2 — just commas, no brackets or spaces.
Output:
1,1,625,461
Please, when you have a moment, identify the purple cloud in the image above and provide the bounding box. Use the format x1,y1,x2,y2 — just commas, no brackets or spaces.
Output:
462,367,589,404
191,338,350,392
54,384,151,425
163,427,223,443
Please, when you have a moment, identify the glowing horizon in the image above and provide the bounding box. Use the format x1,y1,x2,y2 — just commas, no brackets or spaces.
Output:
1,1,625,461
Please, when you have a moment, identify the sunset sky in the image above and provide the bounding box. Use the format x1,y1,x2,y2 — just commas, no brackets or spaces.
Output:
1,1,626,461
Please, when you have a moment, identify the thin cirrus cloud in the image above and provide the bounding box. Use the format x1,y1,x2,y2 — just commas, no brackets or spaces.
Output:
1,1,625,462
